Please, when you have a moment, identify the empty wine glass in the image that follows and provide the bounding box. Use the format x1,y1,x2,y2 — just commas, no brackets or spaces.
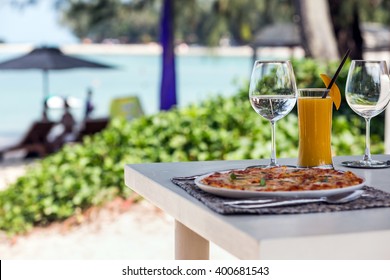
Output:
249,60,297,167
342,60,390,168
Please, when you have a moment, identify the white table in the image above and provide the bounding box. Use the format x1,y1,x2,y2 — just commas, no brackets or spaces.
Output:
124,155,390,260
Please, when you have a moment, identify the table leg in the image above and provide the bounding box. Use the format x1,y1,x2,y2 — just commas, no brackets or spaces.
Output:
175,220,209,260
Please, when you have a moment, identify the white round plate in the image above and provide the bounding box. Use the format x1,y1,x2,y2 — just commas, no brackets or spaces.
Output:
194,169,366,199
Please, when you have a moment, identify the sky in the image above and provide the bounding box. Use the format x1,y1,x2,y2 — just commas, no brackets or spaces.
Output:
0,0,78,45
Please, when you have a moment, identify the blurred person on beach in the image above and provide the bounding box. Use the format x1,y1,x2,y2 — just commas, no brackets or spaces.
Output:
84,87,95,120
62,99,76,139
51,97,76,151
42,98,50,122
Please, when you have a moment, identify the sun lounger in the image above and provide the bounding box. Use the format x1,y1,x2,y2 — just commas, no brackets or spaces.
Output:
0,121,56,160
74,118,110,142
109,96,144,121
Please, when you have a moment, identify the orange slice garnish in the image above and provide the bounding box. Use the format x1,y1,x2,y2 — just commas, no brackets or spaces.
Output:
320,73,341,110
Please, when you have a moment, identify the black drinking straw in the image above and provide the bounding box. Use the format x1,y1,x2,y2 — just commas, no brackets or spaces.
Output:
322,49,351,98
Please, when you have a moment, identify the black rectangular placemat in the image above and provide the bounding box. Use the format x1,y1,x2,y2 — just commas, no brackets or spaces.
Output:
171,177,390,215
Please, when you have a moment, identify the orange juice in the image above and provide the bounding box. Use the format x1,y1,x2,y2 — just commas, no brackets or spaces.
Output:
298,89,333,168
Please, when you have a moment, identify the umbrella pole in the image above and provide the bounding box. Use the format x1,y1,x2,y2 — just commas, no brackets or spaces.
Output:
43,69,49,99
42,70,49,120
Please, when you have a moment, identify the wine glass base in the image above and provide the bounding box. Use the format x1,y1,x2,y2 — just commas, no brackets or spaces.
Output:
341,160,390,169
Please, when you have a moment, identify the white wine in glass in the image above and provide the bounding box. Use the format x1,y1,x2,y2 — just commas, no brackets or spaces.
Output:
249,60,297,167
342,60,390,168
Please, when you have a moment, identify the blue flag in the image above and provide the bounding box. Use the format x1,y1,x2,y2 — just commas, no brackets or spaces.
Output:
159,0,177,110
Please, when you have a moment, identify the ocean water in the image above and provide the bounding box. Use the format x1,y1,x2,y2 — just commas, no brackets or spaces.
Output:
0,51,255,146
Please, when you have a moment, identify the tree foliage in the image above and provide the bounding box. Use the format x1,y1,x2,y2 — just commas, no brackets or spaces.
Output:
56,0,295,45
55,0,389,47
8,0,390,55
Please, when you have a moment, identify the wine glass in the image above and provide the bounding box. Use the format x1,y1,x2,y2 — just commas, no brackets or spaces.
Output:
342,60,390,168
248,60,297,167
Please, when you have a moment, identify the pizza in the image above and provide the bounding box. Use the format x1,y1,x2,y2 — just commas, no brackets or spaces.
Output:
199,166,364,192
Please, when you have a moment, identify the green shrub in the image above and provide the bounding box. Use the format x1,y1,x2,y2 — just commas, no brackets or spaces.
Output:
0,58,385,235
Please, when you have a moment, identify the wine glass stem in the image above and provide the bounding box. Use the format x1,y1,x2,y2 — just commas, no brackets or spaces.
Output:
270,121,277,166
363,117,372,162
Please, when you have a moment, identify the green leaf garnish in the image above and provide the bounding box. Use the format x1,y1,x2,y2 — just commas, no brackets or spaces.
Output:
320,175,331,183
230,173,237,180
260,178,266,186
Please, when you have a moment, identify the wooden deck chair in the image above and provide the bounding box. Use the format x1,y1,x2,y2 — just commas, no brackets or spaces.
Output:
74,117,110,142
109,95,144,121
0,121,55,160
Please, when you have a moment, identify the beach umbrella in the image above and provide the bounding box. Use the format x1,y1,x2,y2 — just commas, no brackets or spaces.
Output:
0,46,113,117
159,0,177,111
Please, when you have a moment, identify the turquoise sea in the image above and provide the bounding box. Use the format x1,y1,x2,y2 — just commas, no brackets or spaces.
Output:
0,50,258,147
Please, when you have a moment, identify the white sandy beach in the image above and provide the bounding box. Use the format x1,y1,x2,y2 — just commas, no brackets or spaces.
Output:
0,160,235,260
0,160,31,191
0,42,306,58
1,42,387,62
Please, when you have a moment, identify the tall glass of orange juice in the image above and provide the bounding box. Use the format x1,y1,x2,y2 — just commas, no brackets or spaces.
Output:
298,88,333,168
